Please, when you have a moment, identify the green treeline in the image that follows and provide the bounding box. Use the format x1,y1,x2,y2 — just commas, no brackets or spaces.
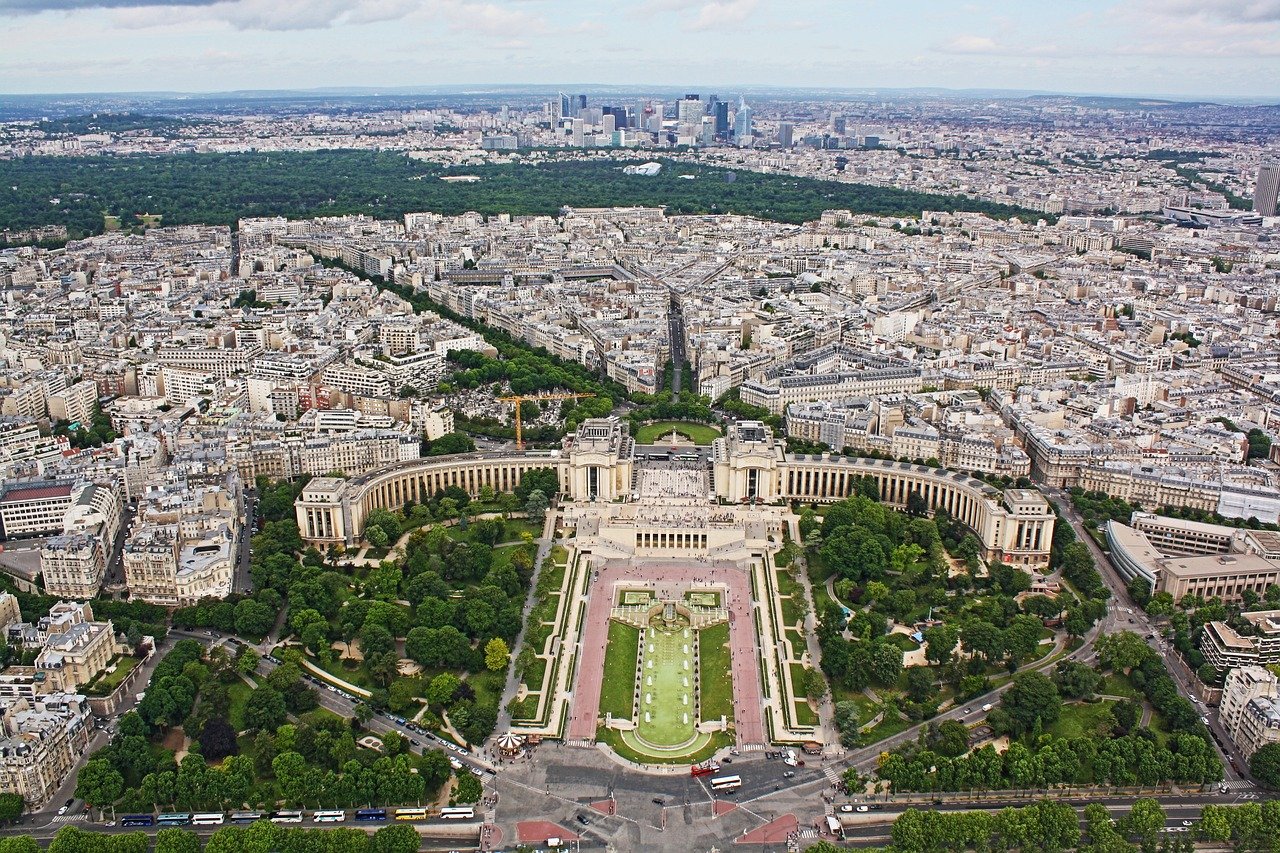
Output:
0,152,1043,238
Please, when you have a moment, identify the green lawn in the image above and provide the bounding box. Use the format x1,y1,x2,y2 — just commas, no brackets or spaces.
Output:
862,712,912,745
82,655,139,696
364,547,390,560
775,569,801,598
886,633,921,652
599,621,640,720
307,652,375,690
301,706,345,727
597,726,731,766
636,625,697,746
1099,673,1140,699
699,623,734,722
794,701,819,727
779,595,803,627
634,421,722,446
228,679,254,732
1047,700,1118,740
467,670,506,708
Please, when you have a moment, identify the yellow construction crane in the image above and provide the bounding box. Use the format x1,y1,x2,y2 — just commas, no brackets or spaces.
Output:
498,392,596,450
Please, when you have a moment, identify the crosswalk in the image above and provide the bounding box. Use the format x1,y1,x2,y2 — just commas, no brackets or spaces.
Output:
822,765,843,784
50,814,87,824
1219,780,1258,792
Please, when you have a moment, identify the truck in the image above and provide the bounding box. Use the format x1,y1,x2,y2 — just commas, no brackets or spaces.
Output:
782,748,798,767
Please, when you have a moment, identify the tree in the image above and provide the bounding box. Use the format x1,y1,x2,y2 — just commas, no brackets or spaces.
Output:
372,824,422,853
366,525,389,548
1097,631,1154,674
905,666,936,703
75,758,124,808
1123,798,1165,843
425,432,475,457
453,772,482,803
359,622,395,658
484,637,510,672
524,489,549,524
233,598,275,638
0,793,23,825
428,673,461,707
1249,742,1280,789
154,828,201,853
930,720,971,758
922,624,958,666
244,686,287,732
1053,661,1102,700
235,646,260,675
1003,614,1045,661
868,641,903,687
994,671,1061,736
198,717,240,760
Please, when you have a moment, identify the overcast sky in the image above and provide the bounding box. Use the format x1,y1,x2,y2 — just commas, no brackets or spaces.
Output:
1,0,1278,99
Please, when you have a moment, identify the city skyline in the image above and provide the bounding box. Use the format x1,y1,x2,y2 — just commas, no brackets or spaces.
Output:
2,0,1280,100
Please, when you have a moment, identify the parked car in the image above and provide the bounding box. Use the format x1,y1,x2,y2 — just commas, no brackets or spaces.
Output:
839,805,854,813
856,805,870,813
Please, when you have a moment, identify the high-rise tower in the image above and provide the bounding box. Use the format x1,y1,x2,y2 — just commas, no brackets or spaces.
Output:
1255,164,1280,216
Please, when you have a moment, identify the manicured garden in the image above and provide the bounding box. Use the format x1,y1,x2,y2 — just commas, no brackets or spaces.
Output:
698,623,734,722
634,420,722,446
598,621,640,720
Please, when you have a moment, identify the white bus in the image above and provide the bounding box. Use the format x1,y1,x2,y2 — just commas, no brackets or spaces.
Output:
394,808,428,821
270,810,304,824
311,810,346,823
192,813,225,826
709,775,742,792
439,807,475,820
826,815,843,838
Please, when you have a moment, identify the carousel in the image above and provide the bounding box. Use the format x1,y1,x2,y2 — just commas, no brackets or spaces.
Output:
496,731,526,757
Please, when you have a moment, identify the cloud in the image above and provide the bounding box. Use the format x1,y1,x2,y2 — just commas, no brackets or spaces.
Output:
689,0,758,31
0,0,218,9
1116,0,1280,57
934,34,999,54
442,1,547,36
3,0,422,29
1150,0,1280,23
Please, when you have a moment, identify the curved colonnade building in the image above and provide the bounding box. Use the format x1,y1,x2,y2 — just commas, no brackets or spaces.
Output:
296,419,1054,567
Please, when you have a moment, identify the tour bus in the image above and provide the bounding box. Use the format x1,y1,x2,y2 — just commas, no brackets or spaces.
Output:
394,807,428,821
230,812,263,824
709,775,742,792
439,807,475,820
270,810,304,824
157,813,193,826
120,815,154,827
354,808,388,822
311,810,346,823
826,815,843,838
192,813,225,826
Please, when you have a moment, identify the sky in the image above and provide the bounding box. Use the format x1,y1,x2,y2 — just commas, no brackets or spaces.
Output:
1,0,1279,100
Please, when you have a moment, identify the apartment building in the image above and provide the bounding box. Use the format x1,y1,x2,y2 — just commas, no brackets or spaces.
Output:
46,380,97,426
39,533,105,601
0,693,93,810
1220,666,1280,760
122,524,182,605
3,601,127,699
0,481,77,540
1202,611,1280,672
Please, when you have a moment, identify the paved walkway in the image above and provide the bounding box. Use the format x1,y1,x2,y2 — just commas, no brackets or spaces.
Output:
795,554,836,745
566,561,765,746
495,510,557,736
